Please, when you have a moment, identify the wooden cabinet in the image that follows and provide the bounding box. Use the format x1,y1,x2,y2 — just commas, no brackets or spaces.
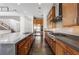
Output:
45,33,56,54
62,3,79,27
55,40,65,55
64,44,79,55
45,32,79,55
16,34,34,55
56,39,79,55
47,6,56,28
55,42,64,55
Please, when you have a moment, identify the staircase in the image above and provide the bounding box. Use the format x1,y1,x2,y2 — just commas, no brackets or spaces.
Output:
0,20,15,32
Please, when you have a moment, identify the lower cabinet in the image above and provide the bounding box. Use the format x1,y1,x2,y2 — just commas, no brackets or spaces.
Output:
45,32,79,55
56,40,79,55
55,41,64,55
16,34,34,55
45,33,56,54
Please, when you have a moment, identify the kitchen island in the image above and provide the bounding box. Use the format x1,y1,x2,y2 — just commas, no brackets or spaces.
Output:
0,32,34,55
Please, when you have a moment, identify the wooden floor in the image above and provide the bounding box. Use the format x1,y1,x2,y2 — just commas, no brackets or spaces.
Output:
29,35,53,55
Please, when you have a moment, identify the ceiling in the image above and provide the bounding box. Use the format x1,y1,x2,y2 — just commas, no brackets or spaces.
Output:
0,3,53,18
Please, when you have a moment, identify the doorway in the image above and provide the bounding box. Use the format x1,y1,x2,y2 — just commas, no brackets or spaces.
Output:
33,17,43,37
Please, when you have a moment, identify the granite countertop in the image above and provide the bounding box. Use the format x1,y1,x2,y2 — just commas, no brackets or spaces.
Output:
0,32,32,44
47,32,79,52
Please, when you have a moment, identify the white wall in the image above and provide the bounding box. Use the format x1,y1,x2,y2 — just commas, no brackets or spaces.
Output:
55,3,59,17
43,15,47,29
24,16,33,33
20,16,33,34
0,30,11,34
0,19,20,32
8,19,20,32
0,11,33,33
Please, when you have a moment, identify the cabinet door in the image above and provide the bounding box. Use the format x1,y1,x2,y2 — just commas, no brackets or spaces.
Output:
62,3,77,26
50,40,56,54
45,33,56,54
16,35,33,55
17,45,27,55
47,6,56,29
55,42,64,55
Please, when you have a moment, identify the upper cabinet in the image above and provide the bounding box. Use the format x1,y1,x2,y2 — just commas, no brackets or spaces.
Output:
47,6,56,29
62,3,79,27
48,6,55,20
